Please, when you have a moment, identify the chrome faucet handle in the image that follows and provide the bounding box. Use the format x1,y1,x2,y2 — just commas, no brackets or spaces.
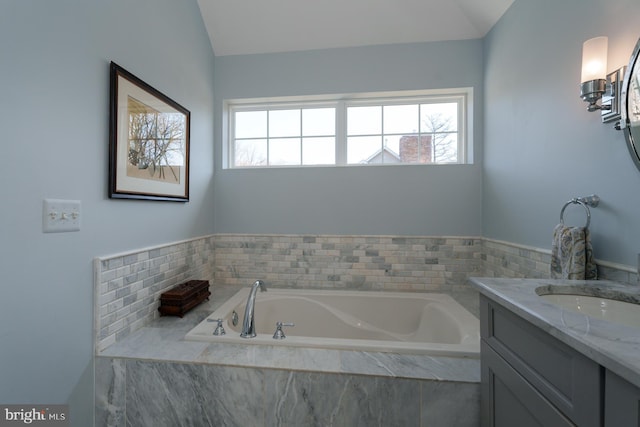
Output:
231,310,239,326
207,318,226,336
273,321,295,339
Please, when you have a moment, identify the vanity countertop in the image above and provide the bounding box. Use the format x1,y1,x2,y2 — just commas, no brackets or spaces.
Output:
469,277,640,388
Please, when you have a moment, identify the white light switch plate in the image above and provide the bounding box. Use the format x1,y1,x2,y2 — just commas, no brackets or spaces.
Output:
43,199,81,233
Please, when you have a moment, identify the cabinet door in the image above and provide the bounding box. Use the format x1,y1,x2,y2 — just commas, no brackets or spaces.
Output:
605,370,640,427
481,341,574,427
480,296,601,426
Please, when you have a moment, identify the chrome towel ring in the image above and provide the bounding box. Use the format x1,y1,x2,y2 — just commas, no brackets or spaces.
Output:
559,194,600,229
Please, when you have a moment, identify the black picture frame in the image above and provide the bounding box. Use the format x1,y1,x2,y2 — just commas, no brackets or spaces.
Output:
109,62,190,202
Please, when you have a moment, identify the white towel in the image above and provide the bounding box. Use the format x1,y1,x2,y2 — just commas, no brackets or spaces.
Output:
550,224,597,280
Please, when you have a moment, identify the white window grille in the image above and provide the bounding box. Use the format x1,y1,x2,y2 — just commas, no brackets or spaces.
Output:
226,89,471,168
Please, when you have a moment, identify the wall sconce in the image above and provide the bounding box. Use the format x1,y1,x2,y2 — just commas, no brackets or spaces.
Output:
580,36,626,123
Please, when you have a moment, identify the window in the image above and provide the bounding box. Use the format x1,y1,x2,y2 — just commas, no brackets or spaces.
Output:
226,89,471,168
232,106,336,167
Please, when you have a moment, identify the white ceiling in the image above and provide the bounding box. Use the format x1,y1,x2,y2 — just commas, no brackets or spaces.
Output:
197,0,514,56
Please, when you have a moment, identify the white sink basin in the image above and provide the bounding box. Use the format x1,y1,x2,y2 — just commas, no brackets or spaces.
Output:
540,294,640,328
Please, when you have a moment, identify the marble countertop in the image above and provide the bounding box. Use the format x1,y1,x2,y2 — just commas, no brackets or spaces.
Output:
469,277,640,388
98,284,482,383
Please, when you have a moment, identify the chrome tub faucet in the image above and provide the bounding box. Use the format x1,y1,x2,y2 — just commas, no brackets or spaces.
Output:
240,280,267,338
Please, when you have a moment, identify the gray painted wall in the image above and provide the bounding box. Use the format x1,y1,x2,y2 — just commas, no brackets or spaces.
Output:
0,1,215,425
213,41,484,236
4,0,640,424
483,0,640,266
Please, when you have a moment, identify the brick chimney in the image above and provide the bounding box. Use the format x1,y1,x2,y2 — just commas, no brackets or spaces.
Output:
399,135,432,163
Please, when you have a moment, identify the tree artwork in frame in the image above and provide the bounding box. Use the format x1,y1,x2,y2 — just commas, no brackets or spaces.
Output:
109,62,190,202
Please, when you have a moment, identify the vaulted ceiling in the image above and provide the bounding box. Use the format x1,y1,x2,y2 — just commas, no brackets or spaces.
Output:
197,0,515,56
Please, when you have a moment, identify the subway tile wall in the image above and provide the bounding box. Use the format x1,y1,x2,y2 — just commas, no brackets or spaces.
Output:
482,238,552,279
482,237,638,283
213,234,483,291
94,234,637,352
94,236,215,352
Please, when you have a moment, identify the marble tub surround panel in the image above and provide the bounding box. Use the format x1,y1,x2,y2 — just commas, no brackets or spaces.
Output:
469,277,640,388
421,381,481,427
95,356,480,427
263,370,423,426
194,343,481,381
95,357,125,427
214,234,483,291
95,235,215,352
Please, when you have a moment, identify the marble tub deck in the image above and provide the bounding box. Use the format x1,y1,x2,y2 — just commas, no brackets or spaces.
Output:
97,284,482,382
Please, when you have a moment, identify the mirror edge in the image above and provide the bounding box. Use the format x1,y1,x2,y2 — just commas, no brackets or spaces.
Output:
621,36,640,171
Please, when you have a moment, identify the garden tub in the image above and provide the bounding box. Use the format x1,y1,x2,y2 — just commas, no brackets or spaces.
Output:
185,287,480,357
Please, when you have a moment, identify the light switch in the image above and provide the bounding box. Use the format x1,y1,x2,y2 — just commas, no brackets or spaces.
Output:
43,199,81,233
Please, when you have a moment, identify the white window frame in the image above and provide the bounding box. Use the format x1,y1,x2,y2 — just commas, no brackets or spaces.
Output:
224,88,473,169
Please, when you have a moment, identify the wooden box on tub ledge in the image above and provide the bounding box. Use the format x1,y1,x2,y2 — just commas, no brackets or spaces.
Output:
158,280,210,317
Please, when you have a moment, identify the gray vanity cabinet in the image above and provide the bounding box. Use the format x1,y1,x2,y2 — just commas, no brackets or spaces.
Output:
605,370,640,426
481,342,574,426
480,295,602,427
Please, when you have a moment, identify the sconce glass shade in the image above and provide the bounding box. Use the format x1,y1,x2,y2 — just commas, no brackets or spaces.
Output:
580,37,608,83
581,36,608,83
580,36,609,112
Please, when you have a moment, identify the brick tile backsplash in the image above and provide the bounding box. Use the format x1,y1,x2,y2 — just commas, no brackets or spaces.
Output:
94,233,637,352
94,236,215,352
213,235,483,291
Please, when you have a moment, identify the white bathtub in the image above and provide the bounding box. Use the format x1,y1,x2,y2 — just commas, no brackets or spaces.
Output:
185,288,480,357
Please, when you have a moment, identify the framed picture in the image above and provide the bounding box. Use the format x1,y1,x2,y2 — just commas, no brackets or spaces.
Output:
109,62,190,201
